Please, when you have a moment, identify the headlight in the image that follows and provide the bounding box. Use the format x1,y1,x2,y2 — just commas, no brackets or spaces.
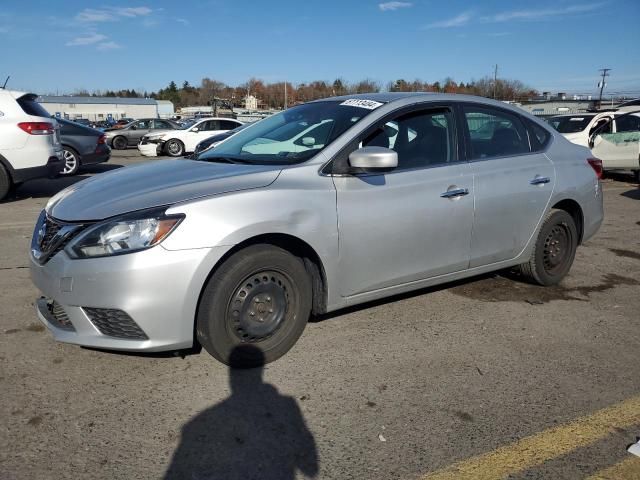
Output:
65,208,184,259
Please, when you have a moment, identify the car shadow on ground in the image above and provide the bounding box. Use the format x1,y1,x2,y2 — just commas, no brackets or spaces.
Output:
8,163,124,201
163,345,319,480
621,188,640,200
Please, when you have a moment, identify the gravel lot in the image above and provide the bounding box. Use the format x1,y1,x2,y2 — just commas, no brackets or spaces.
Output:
1,150,639,479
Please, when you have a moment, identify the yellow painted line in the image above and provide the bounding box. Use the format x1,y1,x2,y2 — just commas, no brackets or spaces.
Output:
585,456,640,480
421,395,640,480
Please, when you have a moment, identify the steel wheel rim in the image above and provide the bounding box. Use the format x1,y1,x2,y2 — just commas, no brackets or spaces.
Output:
114,138,126,149
542,223,571,275
226,270,293,343
168,141,181,155
62,150,77,174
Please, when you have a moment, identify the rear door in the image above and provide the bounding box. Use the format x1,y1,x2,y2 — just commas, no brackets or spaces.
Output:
462,104,555,267
332,104,475,297
591,113,640,170
129,119,152,145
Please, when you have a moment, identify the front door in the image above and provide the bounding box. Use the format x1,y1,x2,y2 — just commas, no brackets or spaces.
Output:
461,104,556,267
333,106,474,297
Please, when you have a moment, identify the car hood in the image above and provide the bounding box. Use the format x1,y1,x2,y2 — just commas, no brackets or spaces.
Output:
47,160,282,221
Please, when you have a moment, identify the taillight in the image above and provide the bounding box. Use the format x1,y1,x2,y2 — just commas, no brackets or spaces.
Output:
587,157,603,179
97,135,106,145
17,122,55,135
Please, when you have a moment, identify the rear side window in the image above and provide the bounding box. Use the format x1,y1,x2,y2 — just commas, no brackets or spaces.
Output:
615,114,640,132
18,95,51,118
220,120,240,130
527,120,551,151
463,106,530,159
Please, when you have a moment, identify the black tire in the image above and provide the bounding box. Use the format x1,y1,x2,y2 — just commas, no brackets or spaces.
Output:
196,244,312,368
519,209,578,286
633,169,640,184
165,139,185,157
112,136,128,150
0,163,11,201
61,146,80,176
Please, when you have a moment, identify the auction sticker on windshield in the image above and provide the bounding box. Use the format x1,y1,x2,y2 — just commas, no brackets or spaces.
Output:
340,99,384,110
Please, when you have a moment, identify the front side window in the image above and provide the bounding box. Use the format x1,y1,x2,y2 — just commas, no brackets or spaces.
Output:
199,101,372,165
463,106,529,159
135,120,151,129
154,120,172,129
362,109,455,169
200,120,220,131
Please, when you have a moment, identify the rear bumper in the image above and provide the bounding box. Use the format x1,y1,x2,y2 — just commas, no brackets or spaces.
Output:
12,155,65,183
80,147,111,166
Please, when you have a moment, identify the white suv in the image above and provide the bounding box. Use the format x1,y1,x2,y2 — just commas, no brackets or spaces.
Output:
0,90,64,200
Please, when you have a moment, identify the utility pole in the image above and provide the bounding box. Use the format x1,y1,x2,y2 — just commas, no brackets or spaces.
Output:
597,68,610,109
284,81,287,110
492,64,498,99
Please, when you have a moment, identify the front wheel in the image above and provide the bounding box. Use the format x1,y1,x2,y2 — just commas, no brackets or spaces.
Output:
196,244,312,368
518,209,578,286
165,139,184,157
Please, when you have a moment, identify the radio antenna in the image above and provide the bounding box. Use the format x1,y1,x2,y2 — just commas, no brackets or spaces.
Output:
1,76,9,89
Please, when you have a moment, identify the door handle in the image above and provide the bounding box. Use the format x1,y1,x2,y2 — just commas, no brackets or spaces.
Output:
440,187,469,199
530,176,551,185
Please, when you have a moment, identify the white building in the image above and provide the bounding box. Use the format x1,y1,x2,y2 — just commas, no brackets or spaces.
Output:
244,95,258,110
36,96,164,121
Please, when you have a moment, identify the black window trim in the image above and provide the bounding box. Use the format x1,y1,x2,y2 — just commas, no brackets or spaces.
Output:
458,101,554,163
322,102,463,176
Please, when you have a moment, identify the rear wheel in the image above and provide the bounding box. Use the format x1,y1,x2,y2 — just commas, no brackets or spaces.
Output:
196,244,312,368
519,209,578,286
0,164,11,201
61,147,80,176
112,136,128,150
165,139,184,157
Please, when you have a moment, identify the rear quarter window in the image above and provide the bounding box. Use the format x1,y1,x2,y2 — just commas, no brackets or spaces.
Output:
526,120,552,151
18,96,52,118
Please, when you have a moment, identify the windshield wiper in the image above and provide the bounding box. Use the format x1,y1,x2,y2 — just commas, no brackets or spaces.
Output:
199,156,253,165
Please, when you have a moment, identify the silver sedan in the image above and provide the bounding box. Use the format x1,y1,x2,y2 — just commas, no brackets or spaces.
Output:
30,93,603,367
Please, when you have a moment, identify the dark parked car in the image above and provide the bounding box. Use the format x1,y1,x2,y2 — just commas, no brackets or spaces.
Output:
72,118,94,128
58,119,110,175
105,118,181,149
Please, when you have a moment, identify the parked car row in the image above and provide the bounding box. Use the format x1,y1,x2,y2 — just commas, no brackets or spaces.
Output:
547,107,640,180
138,117,243,157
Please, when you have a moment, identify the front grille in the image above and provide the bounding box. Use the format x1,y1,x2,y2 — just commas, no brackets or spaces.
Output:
83,307,148,340
33,213,88,265
40,299,75,331
40,216,63,252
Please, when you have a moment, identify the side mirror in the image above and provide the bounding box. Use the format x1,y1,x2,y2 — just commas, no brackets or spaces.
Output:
130,125,137,130
191,127,199,132
301,136,315,146
348,146,398,171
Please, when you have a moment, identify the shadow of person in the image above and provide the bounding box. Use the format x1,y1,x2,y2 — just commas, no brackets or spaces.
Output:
164,345,319,480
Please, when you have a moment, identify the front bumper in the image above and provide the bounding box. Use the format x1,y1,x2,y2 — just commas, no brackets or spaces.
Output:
30,244,226,352
138,141,161,157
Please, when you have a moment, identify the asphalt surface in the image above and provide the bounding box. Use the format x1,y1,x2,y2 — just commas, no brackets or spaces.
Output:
1,150,639,479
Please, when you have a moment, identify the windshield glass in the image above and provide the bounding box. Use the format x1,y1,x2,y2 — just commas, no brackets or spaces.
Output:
547,115,595,133
198,101,374,165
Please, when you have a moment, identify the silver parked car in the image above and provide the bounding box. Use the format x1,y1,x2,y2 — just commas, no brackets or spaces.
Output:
30,93,603,367
104,118,181,149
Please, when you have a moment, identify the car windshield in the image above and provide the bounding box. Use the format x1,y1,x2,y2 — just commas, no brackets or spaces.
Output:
179,119,197,129
547,115,595,133
198,101,374,165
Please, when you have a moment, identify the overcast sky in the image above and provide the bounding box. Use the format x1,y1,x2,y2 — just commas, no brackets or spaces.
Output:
1,0,639,96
